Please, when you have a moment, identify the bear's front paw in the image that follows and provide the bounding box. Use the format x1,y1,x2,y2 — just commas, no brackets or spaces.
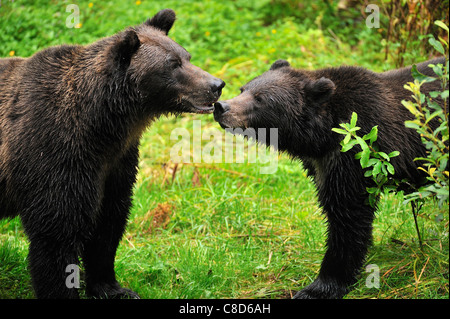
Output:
87,282,140,299
293,279,347,299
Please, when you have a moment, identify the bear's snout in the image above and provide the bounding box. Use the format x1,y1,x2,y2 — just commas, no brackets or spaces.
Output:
214,101,230,114
210,79,226,97
213,100,234,129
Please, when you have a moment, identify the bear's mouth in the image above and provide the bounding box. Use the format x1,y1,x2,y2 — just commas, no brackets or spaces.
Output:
192,102,215,114
180,97,219,114
218,121,231,129
182,99,217,114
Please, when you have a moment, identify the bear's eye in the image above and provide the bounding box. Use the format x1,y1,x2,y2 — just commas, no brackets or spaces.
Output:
254,94,263,103
168,58,182,69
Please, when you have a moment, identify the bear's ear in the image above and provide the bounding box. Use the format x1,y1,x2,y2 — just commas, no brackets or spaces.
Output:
305,77,336,103
270,60,290,70
145,9,176,35
109,29,140,69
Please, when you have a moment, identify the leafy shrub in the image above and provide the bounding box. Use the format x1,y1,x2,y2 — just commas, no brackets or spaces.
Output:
402,21,449,209
332,112,400,208
333,21,449,247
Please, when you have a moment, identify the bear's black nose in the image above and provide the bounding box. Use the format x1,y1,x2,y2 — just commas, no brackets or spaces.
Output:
214,101,230,114
211,79,226,96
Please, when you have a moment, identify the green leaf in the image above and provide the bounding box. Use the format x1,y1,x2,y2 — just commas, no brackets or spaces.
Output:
432,64,444,77
378,152,390,161
343,133,351,144
383,185,397,193
411,65,437,83
368,194,377,207
376,174,388,185
356,136,368,150
435,213,444,223
341,139,358,152
367,158,379,167
405,120,422,130
439,158,448,172
350,112,358,127
402,100,422,117
414,156,434,163
360,148,371,168
434,20,449,33
434,188,450,196
425,110,443,125
363,126,378,144
373,161,382,176
429,37,445,55
386,163,395,175
429,91,440,98
348,126,361,132
388,151,400,158
381,163,388,175
332,128,348,135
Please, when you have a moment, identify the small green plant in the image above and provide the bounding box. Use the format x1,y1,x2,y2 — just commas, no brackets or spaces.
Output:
332,112,400,207
333,21,449,249
402,21,449,211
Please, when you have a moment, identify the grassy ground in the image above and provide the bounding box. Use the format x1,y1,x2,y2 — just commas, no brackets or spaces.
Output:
0,0,448,299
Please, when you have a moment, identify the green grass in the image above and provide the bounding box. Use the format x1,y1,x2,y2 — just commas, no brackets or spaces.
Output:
0,0,448,299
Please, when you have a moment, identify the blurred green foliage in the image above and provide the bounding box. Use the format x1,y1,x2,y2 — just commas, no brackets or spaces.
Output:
0,0,397,97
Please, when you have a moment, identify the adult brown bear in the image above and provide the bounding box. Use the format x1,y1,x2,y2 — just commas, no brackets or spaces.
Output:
0,9,224,299
213,57,445,298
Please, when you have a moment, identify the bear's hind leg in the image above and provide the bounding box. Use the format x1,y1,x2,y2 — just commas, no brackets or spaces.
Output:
21,200,91,299
19,170,102,299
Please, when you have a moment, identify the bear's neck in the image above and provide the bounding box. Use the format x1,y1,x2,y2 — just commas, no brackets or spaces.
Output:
64,57,152,158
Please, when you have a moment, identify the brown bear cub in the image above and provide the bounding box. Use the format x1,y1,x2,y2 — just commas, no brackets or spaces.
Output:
0,9,224,299
214,57,445,298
